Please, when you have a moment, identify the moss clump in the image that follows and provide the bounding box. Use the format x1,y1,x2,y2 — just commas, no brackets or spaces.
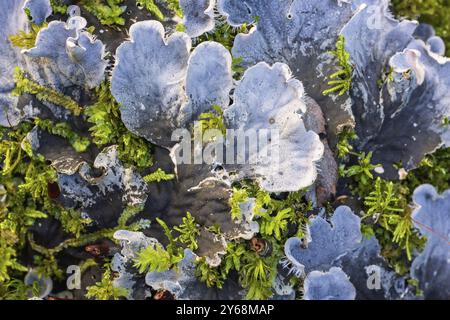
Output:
336,130,430,275
85,264,128,300
196,182,311,299
196,105,227,140
323,35,353,96
9,23,48,50
50,0,68,15
86,82,153,168
82,0,126,26
12,67,82,116
143,168,175,183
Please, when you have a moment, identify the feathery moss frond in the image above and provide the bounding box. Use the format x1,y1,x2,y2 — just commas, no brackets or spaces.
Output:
86,265,128,300
323,35,353,96
9,23,48,49
12,67,82,116
34,118,90,153
137,0,164,20
174,212,200,250
82,0,126,26
86,82,153,168
196,105,227,139
134,243,175,273
143,168,175,183
229,187,249,220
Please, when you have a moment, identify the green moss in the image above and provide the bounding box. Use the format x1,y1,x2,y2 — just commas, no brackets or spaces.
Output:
136,0,164,20
85,264,128,300
173,212,200,251
27,205,149,279
196,182,311,299
118,132,153,168
229,187,249,220
134,243,178,273
9,23,48,49
239,249,276,300
0,279,31,300
197,22,251,51
323,35,353,96
86,82,122,146
0,122,61,282
12,67,82,116
51,206,92,239
137,0,183,20
166,0,183,17
196,105,227,139
50,0,68,15
195,257,227,289
34,119,90,153
134,218,183,273
82,0,126,26
337,132,428,273
143,168,175,183
86,82,153,169
404,147,450,192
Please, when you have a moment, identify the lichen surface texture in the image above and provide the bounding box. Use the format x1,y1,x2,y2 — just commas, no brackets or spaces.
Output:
1,0,450,301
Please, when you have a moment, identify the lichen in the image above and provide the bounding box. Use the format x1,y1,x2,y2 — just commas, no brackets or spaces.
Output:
2,0,450,301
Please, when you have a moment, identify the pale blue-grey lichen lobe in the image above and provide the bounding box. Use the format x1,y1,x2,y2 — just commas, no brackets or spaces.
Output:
303,267,356,300
24,16,107,90
111,22,233,148
180,0,216,38
284,206,361,274
0,0,30,126
224,62,324,192
341,1,450,177
219,0,450,177
179,41,233,125
411,185,450,299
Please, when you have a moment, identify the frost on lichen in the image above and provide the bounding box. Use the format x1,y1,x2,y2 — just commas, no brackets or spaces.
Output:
284,206,361,275
411,185,450,299
180,0,215,38
223,62,324,192
303,267,356,300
